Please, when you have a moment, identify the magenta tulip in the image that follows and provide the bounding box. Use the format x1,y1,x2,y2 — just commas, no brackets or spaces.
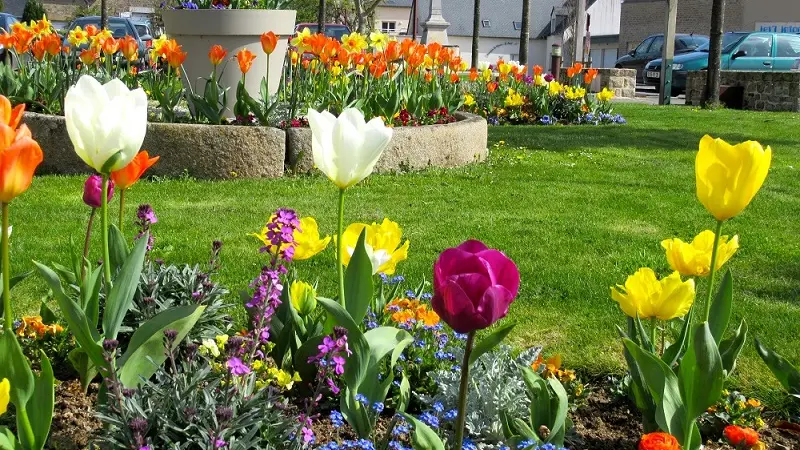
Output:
432,240,520,334
83,174,114,208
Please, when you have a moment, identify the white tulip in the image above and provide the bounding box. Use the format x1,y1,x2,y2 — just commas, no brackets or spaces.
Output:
65,75,148,174
307,108,393,190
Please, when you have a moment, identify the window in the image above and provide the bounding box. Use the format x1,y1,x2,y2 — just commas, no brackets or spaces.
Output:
776,35,800,57
381,21,397,34
736,34,773,57
648,35,664,54
481,19,491,27
512,21,522,30
634,37,654,55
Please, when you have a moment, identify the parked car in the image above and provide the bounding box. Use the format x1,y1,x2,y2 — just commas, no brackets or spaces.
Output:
0,13,19,63
615,33,708,82
293,23,351,41
131,20,157,50
66,16,151,60
644,31,800,95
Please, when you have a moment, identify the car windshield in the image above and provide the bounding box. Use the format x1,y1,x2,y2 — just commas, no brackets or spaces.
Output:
74,19,131,38
296,25,350,41
134,24,149,36
696,33,748,52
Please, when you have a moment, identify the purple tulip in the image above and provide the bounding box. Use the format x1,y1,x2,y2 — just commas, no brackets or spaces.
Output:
432,240,520,334
544,73,555,82
83,174,114,208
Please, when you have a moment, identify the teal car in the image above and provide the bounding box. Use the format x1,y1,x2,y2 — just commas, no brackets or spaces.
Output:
644,31,800,95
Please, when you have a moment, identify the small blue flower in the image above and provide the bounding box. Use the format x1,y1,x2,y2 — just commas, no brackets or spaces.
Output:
405,290,416,299
355,394,370,406
452,364,461,372
391,275,405,284
453,332,468,340
330,410,345,428
414,357,423,364
433,401,444,413
540,115,552,125
517,440,536,449
443,409,458,420
419,411,439,429
420,293,433,300
392,423,410,436
414,339,426,348
379,273,389,283
366,321,378,329
462,438,478,450
372,402,385,413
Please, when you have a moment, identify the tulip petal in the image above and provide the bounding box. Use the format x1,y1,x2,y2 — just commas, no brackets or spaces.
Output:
434,278,484,333
476,285,514,327
457,240,490,254
0,136,42,203
308,109,337,184
476,249,520,297
331,109,365,188
434,248,493,289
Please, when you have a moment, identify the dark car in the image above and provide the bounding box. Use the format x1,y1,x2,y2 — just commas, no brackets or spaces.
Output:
131,20,160,51
615,33,709,82
0,13,19,63
644,31,800,95
66,16,150,60
293,23,352,41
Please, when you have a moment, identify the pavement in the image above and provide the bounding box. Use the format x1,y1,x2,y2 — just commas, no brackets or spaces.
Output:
613,84,687,105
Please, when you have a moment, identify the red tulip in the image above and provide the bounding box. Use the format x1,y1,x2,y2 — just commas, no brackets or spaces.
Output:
432,240,520,333
83,174,113,208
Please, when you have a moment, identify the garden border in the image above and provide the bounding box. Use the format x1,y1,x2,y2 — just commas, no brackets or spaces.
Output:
24,112,488,179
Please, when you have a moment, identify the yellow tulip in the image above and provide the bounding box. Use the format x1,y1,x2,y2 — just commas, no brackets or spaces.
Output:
611,268,695,320
463,93,475,107
661,230,739,277
548,81,563,97
696,135,772,221
338,218,409,275
290,280,317,316
0,378,9,416
597,87,615,102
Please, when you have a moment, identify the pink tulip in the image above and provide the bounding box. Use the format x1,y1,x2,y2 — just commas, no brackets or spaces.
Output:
83,174,114,208
432,240,520,333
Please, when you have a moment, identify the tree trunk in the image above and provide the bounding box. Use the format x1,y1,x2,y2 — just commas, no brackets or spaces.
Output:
471,0,480,68
100,0,107,29
355,0,365,33
317,0,326,34
704,0,725,107
519,0,531,66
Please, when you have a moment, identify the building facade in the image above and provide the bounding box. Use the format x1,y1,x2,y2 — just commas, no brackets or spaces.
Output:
619,0,800,54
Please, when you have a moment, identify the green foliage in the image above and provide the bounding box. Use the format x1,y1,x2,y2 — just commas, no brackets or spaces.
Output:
755,338,800,399
20,0,45,25
501,367,571,447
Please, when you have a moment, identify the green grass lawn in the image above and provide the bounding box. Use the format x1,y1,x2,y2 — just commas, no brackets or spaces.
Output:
9,103,800,405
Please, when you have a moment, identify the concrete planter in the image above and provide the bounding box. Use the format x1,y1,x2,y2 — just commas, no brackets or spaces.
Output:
161,9,296,118
24,112,285,179
286,112,488,174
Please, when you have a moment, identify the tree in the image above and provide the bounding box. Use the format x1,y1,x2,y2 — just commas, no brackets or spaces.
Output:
471,0,480,68
703,0,725,106
317,0,326,33
21,0,46,24
351,0,382,33
519,0,531,66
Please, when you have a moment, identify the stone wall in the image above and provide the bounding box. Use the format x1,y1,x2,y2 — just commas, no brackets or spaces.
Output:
686,71,800,112
559,68,636,98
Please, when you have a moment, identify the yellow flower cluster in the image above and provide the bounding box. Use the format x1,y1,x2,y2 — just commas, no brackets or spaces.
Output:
531,354,577,383
251,216,331,261
384,298,440,327
16,316,64,339
504,89,524,107
564,86,586,101
596,87,615,102
463,93,476,107
548,81,563,97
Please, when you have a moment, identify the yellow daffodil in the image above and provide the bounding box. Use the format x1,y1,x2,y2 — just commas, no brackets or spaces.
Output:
250,216,331,260
341,32,368,53
597,87,615,102
611,268,695,321
330,63,343,77
463,93,475,107
0,378,9,416
290,280,317,316
68,26,88,47
369,31,389,51
338,218,409,275
548,80,563,97
31,15,52,36
459,60,468,71
199,338,220,358
696,135,772,221
497,61,511,77
11,22,28,34
534,74,546,86
291,27,313,52
661,230,739,277
504,89,524,107
481,68,492,82
564,86,586,100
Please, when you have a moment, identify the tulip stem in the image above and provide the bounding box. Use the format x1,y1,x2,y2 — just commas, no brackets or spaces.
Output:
2,203,11,330
337,188,346,306
101,176,112,292
118,189,125,232
454,331,475,450
703,220,724,323
81,208,96,282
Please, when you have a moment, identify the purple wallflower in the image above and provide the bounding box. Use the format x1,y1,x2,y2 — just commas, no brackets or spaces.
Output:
226,357,251,376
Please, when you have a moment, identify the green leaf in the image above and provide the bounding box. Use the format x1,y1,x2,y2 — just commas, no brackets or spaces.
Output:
81,266,103,329
108,224,129,274
293,335,324,385
511,418,538,441
360,326,413,408
103,231,149,340
499,409,516,439
755,337,800,394
469,322,516,366
678,322,724,421
662,308,693,367
317,297,369,391
635,315,655,354
0,332,34,408
117,304,205,388
398,413,446,450
344,229,374,324
68,348,98,392
397,372,411,413
33,262,105,369
0,427,17,450
28,351,54,450
709,270,733,344
38,301,58,325
719,319,748,376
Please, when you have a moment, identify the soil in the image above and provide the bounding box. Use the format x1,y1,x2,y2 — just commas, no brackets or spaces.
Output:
47,380,102,450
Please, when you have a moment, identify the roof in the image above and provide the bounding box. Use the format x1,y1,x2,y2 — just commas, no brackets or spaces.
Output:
381,0,413,6
413,0,564,39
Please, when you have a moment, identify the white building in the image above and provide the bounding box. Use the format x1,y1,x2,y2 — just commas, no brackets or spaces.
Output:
375,0,622,70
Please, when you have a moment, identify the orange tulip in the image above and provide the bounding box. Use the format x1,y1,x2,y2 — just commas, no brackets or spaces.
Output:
469,67,478,81
79,48,99,65
533,65,543,76
0,32,13,49
308,33,327,56
84,24,98,38
424,72,433,83
0,97,43,203
584,68,598,84
369,61,386,78
260,31,278,55
42,34,61,56
237,48,256,74
120,35,139,62
162,39,187,69
31,39,46,61
385,40,401,61
450,72,459,83
567,62,584,78
208,44,227,66
111,151,160,190
101,36,119,56
11,28,33,54
487,81,498,93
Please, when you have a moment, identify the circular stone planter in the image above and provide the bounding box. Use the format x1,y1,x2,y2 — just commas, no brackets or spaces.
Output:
23,112,285,179
285,112,488,173
161,9,296,118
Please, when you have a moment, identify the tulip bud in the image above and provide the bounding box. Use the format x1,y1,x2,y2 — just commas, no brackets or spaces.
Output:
290,280,317,316
83,174,114,208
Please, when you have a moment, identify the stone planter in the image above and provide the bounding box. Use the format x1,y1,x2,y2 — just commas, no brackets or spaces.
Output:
161,9,296,118
24,112,285,179
286,112,488,174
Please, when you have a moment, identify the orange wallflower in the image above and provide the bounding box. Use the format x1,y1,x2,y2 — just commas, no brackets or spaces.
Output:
639,432,680,450
16,316,64,338
584,68,599,84
487,81,498,93
79,48,98,65
120,35,139,62
260,31,278,55
724,426,760,448
533,65,543,76
237,48,256,74
101,36,119,56
111,151,160,190
0,96,43,204
208,44,227,66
